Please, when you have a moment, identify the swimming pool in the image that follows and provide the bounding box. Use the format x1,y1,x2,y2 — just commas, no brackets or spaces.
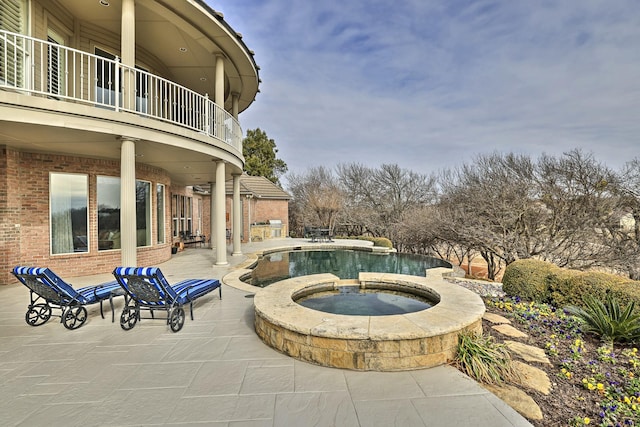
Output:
247,249,452,287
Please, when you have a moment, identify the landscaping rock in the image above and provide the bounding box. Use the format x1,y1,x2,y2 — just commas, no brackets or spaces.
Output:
505,340,551,365
513,361,552,395
485,384,544,421
492,324,528,338
483,312,511,324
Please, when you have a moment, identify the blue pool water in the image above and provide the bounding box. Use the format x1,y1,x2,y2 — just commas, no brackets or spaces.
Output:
297,286,433,315
248,249,451,288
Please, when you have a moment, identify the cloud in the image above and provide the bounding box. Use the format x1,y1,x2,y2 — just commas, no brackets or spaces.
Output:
213,0,640,175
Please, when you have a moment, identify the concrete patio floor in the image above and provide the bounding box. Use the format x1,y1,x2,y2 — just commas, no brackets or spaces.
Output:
0,238,533,426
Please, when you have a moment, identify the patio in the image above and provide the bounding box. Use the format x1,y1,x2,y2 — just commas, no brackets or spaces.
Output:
0,239,532,426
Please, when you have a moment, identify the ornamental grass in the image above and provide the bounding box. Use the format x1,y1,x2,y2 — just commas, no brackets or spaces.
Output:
455,331,520,385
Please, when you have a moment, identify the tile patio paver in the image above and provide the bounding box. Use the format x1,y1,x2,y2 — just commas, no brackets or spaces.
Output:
0,239,533,426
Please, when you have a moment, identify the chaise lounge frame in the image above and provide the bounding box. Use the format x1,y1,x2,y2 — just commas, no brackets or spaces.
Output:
112,267,221,332
11,266,121,330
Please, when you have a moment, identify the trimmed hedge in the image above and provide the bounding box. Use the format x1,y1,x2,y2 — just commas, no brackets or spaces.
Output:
337,235,394,249
501,259,558,302
502,259,640,310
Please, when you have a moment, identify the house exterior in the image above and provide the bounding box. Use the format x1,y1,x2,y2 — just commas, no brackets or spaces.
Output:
191,174,291,245
226,174,291,243
0,0,260,285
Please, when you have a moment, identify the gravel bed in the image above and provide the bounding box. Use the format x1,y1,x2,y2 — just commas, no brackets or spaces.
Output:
446,278,506,298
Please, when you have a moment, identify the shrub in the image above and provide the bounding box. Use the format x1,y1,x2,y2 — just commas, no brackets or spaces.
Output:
548,271,618,308
566,294,640,343
371,237,393,248
502,259,557,302
454,331,520,385
601,279,640,310
338,235,394,249
503,260,640,311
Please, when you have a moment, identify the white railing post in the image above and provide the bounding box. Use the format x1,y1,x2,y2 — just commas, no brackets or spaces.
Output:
114,55,120,112
204,93,210,135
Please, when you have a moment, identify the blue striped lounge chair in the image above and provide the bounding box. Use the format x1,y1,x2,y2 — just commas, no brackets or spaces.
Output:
112,267,221,332
11,266,122,330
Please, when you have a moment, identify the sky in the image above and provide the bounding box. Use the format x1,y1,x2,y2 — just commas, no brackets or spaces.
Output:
210,0,640,178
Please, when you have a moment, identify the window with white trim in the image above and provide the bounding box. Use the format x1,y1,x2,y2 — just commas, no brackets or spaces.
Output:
136,180,151,247
97,176,121,250
47,28,66,97
171,195,192,238
50,173,88,254
156,184,165,244
0,0,28,87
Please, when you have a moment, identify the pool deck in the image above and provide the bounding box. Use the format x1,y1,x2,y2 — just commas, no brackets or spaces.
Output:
0,238,533,426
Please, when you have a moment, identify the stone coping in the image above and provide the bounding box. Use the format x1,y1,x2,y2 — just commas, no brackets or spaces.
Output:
253,272,486,371
254,272,485,341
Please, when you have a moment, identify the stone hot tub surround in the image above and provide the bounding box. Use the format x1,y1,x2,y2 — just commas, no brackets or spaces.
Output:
253,272,485,371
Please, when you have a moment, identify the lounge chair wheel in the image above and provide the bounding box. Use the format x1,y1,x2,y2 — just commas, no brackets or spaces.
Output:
120,304,139,331
63,306,88,330
25,303,52,326
169,307,185,332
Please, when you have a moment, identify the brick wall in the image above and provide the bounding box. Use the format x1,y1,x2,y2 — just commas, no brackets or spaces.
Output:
224,197,289,242
1,150,173,285
0,147,22,286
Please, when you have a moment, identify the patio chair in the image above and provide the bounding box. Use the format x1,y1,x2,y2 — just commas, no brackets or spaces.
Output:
11,266,122,330
112,267,221,332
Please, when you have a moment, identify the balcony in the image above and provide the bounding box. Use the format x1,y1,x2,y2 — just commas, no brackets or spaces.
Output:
0,30,242,152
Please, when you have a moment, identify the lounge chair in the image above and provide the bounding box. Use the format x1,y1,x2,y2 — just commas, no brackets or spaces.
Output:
11,266,121,330
112,267,221,332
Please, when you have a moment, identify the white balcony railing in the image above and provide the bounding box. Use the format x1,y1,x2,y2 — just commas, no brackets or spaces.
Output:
0,30,242,152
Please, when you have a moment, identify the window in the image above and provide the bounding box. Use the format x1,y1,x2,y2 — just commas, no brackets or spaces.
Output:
156,184,165,244
47,28,66,97
94,47,149,113
197,198,203,236
98,177,153,249
0,0,28,87
171,195,192,238
184,196,192,236
134,66,149,114
136,180,151,247
50,173,88,254
172,195,178,238
0,0,26,33
97,176,121,250
95,47,118,107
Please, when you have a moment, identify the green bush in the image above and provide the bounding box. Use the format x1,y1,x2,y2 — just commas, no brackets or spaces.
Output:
548,271,610,308
502,259,557,303
503,259,640,312
607,280,640,310
337,235,394,249
371,237,393,248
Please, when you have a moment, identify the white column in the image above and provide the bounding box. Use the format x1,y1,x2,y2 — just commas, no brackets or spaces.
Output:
209,182,215,249
121,0,136,110
232,173,242,256
120,138,137,266
215,55,225,106
215,161,228,265
231,92,239,119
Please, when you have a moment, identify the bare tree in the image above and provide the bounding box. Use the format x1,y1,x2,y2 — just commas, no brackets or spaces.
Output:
601,158,640,278
433,153,537,279
287,167,344,235
534,150,618,269
337,163,437,241
287,149,640,281
424,150,619,279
